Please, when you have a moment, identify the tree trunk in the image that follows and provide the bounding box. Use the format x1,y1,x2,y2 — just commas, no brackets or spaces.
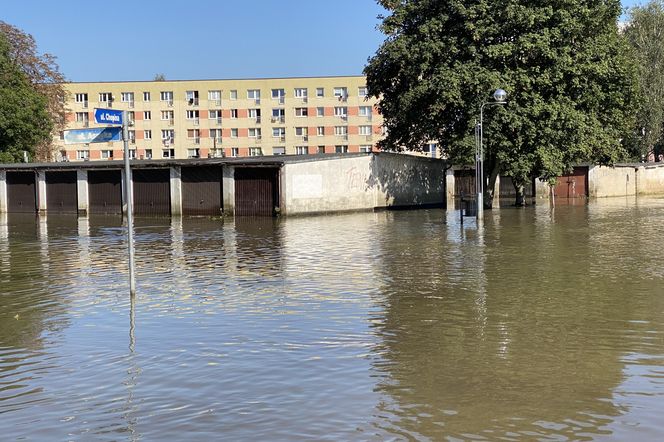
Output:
514,183,526,206
483,162,500,209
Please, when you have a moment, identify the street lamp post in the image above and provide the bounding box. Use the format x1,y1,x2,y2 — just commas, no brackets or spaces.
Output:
476,88,507,224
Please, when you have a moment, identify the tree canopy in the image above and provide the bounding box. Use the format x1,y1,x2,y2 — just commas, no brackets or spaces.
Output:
365,0,639,205
624,0,664,160
0,21,66,162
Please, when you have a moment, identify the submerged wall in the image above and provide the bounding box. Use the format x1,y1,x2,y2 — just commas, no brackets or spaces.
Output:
281,153,446,215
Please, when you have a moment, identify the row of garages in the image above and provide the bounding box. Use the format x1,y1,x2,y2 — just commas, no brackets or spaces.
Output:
0,165,280,217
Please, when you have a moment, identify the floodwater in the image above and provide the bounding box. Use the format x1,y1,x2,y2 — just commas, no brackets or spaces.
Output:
1,198,663,441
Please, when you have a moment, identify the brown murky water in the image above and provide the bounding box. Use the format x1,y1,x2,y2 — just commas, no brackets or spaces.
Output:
1,198,663,441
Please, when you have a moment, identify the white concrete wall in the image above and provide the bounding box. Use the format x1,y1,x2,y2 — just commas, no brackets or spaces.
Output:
636,164,664,195
170,166,182,216
77,170,88,215
222,166,235,216
281,153,445,215
37,171,47,213
588,166,636,198
0,171,6,213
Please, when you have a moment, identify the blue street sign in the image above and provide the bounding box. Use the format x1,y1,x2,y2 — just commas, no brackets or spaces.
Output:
94,108,123,125
63,127,122,145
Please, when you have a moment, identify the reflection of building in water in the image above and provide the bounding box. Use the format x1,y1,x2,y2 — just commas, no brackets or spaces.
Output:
367,207,628,440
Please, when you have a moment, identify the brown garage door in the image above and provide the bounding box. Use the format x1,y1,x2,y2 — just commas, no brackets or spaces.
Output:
454,169,476,198
132,168,171,216
554,167,588,198
6,171,36,213
181,166,222,216
46,171,78,214
235,167,279,216
88,170,122,214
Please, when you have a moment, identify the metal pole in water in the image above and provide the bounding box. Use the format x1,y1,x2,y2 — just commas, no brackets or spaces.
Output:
122,112,136,297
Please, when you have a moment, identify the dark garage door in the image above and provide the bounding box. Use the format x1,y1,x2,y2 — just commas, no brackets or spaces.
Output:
235,167,279,217
46,171,77,214
132,169,171,216
181,166,222,216
6,171,36,213
88,170,122,214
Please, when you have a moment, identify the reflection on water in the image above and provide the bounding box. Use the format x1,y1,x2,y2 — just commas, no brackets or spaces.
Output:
1,199,663,440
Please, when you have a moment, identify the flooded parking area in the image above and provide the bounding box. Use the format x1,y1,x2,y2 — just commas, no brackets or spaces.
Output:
1,198,663,440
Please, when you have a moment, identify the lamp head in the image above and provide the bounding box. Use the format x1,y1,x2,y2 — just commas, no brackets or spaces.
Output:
493,89,507,103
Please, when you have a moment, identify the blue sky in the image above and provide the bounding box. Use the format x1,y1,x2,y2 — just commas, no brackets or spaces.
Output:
2,0,644,82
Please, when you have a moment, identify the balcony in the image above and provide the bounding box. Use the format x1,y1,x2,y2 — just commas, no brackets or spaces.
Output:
278,96,285,105
270,116,285,124
192,118,200,126
81,101,89,109
168,119,175,126
188,98,199,106
255,116,261,124
127,101,135,108
255,137,262,144
162,138,173,146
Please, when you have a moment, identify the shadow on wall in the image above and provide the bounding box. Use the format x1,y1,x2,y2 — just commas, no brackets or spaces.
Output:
366,153,446,209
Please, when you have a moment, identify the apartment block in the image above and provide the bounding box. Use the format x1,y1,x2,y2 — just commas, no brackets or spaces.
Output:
57,76,385,161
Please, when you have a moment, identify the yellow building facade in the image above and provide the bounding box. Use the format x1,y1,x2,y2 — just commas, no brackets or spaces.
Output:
57,76,386,161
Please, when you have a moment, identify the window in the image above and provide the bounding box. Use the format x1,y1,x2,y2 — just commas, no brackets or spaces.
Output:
335,145,348,153
186,110,200,120
144,130,152,140
247,89,260,101
144,149,153,159
230,109,238,119
334,87,348,100
101,150,113,159
75,93,88,106
186,90,199,105
294,107,308,117
127,111,135,124
271,108,285,123
249,147,263,156
209,109,222,123
248,108,261,122
143,91,151,101
187,148,200,158
210,128,222,141
75,112,89,123
271,88,285,99
161,110,174,121
272,127,286,138
425,143,437,156
318,146,326,154
294,88,308,99
273,146,286,155
128,149,137,159
162,148,175,158
230,147,239,157
160,91,173,105
316,107,324,117
295,127,308,138
360,145,372,153
317,126,325,136
76,150,89,160
99,92,112,103
143,111,151,120
208,90,221,105
334,106,348,117
229,90,238,100
161,129,175,141
231,128,238,138
358,86,368,97
359,125,372,135
210,148,223,158
334,126,348,136
121,92,134,104
249,128,262,138
128,130,136,143
295,146,308,155
316,87,324,97
187,129,201,144
359,106,372,117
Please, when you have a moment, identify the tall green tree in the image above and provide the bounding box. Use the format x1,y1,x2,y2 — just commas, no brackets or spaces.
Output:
0,34,53,163
624,1,664,161
365,0,638,206
0,21,66,162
